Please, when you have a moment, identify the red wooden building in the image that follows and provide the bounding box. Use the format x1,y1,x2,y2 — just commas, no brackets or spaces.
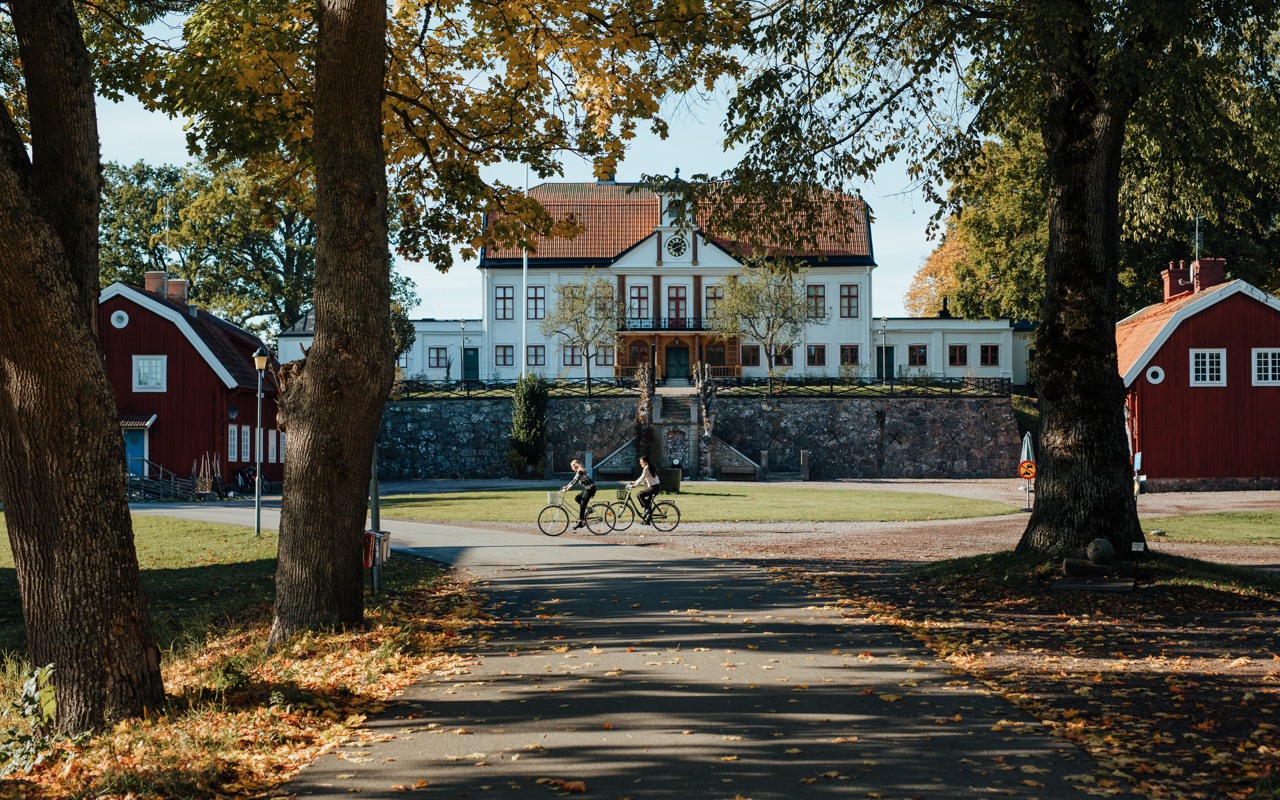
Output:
98,272,283,485
1116,258,1280,490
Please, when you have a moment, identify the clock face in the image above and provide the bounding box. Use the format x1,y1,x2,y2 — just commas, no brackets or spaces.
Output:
666,235,688,258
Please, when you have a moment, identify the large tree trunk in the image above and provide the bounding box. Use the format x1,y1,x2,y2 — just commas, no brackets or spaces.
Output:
0,0,164,732
269,0,392,648
1016,51,1146,558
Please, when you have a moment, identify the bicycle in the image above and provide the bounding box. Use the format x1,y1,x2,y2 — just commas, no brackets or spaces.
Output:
537,490,614,536
608,485,680,532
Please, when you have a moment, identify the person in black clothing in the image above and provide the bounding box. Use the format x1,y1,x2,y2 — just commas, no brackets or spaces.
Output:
563,459,596,529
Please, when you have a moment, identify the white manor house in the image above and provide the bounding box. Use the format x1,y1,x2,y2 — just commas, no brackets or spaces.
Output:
281,179,1028,385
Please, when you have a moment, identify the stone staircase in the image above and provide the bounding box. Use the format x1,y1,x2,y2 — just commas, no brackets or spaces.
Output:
658,394,695,423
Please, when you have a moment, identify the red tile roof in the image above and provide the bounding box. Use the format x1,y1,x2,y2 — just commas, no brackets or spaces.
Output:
483,183,872,262
1115,281,1237,381
140,288,277,391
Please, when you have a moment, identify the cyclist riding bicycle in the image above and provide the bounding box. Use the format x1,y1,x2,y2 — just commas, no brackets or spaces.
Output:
562,458,596,529
626,455,660,525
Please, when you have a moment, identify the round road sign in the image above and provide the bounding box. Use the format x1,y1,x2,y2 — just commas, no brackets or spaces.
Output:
1017,460,1036,480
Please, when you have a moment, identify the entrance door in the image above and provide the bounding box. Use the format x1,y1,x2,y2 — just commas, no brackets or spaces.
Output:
463,347,480,380
665,346,690,381
875,346,895,380
123,429,147,476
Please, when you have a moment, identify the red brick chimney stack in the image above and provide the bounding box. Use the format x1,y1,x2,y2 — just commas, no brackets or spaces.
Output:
1161,261,1192,302
1192,258,1225,293
166,279,189,306
144,270,167,295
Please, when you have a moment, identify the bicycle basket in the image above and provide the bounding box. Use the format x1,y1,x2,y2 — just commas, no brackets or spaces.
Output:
615,487,630,500
547,491,562,505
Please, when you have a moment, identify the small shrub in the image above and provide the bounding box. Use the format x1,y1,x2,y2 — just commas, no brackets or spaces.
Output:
0,664,60,776
508,374,549,475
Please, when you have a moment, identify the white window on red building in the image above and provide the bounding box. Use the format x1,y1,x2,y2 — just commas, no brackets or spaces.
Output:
132,355,167,392
228,424,239,463
1190,349,1226,386
240,424,251,462
268,429,278,463
1253,349,1280,385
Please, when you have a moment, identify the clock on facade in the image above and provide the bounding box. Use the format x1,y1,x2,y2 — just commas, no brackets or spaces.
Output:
665,235,688,258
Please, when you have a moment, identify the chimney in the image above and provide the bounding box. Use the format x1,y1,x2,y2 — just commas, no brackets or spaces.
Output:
1192,257,1225,292
166,279,189,306
1161,261,1192,302
144,271,167,294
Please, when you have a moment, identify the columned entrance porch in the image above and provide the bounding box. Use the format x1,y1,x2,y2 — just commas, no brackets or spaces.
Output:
614,333,742,382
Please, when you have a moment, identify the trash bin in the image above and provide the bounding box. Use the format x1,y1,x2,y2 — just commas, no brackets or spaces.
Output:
657,468,682,493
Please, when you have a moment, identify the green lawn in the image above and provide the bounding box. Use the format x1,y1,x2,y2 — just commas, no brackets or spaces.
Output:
1145,511,1280,545
0,516,279,657
379,483,1020,523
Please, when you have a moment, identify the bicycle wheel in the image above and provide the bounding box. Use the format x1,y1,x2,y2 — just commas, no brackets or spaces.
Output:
650,501,680,532
586,503,614,535
609,502,635,531
538,505,570,536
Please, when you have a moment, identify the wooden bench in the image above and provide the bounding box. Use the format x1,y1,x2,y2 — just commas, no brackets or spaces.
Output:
717,465,757,481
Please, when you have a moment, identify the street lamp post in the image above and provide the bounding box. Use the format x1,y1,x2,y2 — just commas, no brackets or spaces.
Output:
459,319,466,383
253,346,269,537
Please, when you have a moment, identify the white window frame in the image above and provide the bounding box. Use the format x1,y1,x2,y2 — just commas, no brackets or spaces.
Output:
132,355,167,392
1190,348,1227,387
240,424,251,462
279,432,287,463
268,429,278,463
1252,348,1280,386
227,424,239,463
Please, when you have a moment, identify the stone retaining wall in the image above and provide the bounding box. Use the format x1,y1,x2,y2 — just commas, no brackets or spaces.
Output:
376,395,1020,480
377,397,636,479
713,396,1020,479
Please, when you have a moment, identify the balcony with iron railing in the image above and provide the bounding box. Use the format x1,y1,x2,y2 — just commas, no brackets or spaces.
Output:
619,316,708,332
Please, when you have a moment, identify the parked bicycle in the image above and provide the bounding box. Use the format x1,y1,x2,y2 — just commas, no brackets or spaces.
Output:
233,465,273,494
538,490,614,536
608,485,680,532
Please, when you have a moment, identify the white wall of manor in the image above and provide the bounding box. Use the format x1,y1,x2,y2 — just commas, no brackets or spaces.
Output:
290,224,1015,383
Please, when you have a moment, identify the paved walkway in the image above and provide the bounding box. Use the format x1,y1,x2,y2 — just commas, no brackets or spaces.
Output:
140,504,1135,798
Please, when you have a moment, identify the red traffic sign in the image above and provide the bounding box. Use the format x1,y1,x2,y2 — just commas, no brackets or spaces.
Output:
1017,460,1036,480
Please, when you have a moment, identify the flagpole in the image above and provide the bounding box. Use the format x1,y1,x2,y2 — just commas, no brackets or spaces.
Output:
521,164,528,378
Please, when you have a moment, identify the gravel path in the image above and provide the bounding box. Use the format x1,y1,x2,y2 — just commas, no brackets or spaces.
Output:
379,479,1280,571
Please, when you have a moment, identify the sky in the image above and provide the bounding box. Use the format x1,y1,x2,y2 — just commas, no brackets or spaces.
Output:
97,93,940,320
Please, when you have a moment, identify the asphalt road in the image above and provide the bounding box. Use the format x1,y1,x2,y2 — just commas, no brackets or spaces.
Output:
140,501,1134,799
